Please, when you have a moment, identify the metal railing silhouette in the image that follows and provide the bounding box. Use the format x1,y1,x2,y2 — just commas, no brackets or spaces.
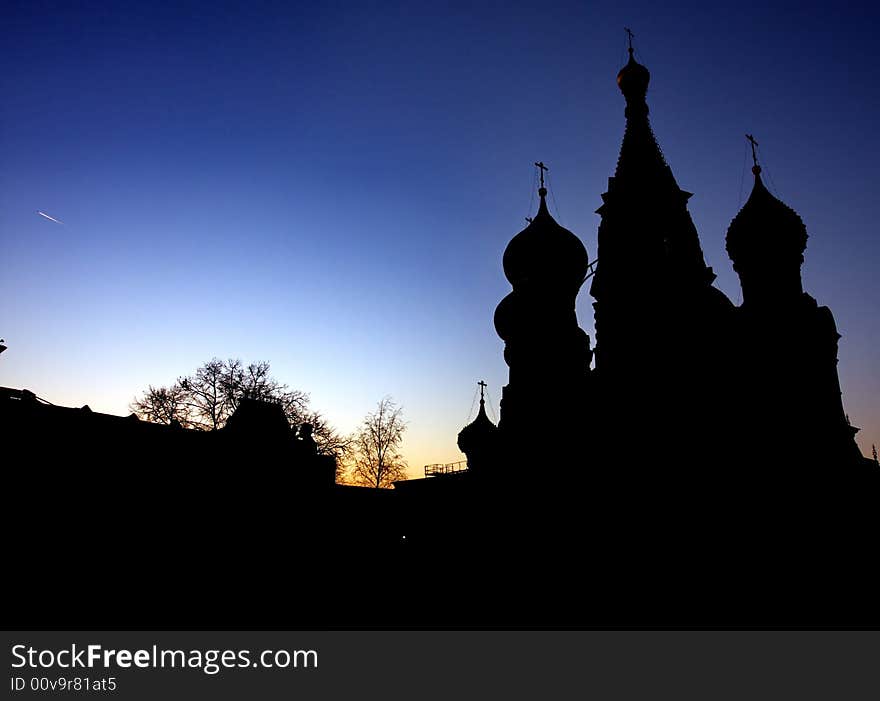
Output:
424,461,468,477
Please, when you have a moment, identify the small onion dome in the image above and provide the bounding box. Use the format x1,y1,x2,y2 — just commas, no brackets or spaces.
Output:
502,189,589,290
726,167,808,268
457,398,498,456
617,48,650,100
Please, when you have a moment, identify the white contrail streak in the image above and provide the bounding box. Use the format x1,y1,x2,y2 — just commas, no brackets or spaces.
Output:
37,211,64,225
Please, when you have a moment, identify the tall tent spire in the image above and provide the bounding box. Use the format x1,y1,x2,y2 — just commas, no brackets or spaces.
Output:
598,31,714,282
591,31,725,380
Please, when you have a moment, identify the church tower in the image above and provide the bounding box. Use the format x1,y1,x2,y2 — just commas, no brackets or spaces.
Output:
494,165,592,466
726,139,862,469
590,33,734,463
727,137,807,308
457,381,499,474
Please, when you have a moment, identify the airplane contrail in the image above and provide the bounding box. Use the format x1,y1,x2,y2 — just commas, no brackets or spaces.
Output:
37,211,64,225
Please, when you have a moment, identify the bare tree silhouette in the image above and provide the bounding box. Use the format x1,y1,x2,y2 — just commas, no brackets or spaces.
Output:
178,357,236,430
131,358,348,461
130,383,192,426
348,396,408,488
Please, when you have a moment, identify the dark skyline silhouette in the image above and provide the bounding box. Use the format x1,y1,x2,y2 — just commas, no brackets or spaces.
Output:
2,2,878,470
5,28,879,627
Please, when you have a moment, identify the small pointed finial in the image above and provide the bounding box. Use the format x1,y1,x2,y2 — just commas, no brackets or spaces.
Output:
534,161,548,196
746,133,761,175
525,216,533,224
625,27,635,55
477,380,487,403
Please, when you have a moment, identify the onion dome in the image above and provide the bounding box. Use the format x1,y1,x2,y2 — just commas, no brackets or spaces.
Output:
493,290,519,342
726,165,808,270
502,188,589,291
457,393,498,457
617,47,650,101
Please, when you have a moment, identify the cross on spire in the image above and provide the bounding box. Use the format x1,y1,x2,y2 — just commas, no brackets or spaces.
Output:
477,380,487,402
746,133,759,168
625,27,635,53
534,161,548,189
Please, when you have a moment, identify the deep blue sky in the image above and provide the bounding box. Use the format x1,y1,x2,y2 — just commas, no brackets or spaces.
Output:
2,0,878,470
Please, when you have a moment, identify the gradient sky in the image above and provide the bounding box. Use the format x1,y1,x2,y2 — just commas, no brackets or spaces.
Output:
2,0,878,475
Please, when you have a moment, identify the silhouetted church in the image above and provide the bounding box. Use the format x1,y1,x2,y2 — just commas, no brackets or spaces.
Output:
4,42,877,627
447,44,871,481
395,43,878,624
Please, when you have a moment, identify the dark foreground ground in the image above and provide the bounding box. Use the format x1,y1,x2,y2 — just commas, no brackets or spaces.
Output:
5,455,879,629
